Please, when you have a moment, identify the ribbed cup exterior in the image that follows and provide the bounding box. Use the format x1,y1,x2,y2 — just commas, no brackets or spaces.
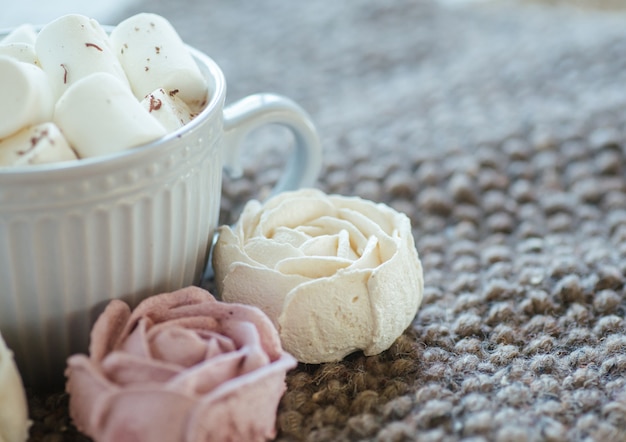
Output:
0,126,222,388
0,48,227,389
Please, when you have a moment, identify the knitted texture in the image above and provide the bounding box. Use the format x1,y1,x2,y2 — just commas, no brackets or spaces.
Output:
26,1,626,441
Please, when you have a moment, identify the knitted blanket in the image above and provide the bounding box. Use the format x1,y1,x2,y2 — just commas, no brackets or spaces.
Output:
28,1,626,440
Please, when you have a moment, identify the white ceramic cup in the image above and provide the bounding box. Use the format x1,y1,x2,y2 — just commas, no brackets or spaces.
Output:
0,41,321,389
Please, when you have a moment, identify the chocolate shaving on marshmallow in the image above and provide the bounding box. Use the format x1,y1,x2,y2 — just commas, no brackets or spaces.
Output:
35,14,130,100
54,72,166,158
141,88,194,132
0,13,210,167
110,13,209,113
0,122,77,167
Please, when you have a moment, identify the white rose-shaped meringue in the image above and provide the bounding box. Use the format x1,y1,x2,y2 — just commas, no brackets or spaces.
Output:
0,332,30,442
213,188,424,363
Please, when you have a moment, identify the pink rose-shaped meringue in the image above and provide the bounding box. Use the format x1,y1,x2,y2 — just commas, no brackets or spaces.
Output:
66,286,297,442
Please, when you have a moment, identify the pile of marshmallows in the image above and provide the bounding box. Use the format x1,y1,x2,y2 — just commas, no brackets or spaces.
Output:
0,13,209,167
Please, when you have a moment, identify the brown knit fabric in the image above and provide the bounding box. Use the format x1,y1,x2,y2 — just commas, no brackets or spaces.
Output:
25,1,626,441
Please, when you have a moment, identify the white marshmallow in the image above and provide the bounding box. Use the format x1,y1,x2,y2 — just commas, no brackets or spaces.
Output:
0,122,77,167
1,24,37,45
0,55,54,139
0,43,39,65
140,88,193,133
110,13,208,112
54,72,166,158
35,14,130,100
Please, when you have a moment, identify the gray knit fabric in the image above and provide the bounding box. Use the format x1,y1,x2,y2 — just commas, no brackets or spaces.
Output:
28,1,626,441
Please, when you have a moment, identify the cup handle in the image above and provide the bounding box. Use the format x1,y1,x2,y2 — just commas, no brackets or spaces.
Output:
222,93,322,194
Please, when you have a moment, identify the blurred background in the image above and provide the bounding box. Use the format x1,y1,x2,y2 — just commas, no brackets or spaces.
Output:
9,2,626,440
0,0,136,28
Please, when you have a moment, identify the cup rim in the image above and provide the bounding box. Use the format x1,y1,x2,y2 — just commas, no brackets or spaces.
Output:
0,30,226,181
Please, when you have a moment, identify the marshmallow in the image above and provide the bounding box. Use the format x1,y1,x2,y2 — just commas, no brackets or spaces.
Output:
0,122,78,167
35,14,130,100
140,88,193,132
54,72,166,158
110,13,209,112
0,43,39,65
1,23,37,45
0,56,54,139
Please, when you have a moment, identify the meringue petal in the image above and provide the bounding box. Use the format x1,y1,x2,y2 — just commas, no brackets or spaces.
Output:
296,215,368,254
199,331,237,357
149,327,208,368
338,206,394,248
214,256,307,326
217,225,266,267
276,255,352,279
120,317,152,358
237,199,264,240
278,270,374,363
259,197,336,237
336,228,359,260
366,220,424,356
98,390,196,442
201,294,288,362
260,187,326,212
299,232,346,257
217,320,272,374
244,236,303,268
66,354,118,436
272,226,310,248
122,286,217,333
166,350,245,395
349,234,382,270
101,351,181,385
89,299,132,362
331,194,396,234
185,352,296,442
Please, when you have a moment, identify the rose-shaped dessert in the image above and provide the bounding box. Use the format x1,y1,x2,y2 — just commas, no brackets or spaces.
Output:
0,332,31,442
213,188,424,363
66,286,297,442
